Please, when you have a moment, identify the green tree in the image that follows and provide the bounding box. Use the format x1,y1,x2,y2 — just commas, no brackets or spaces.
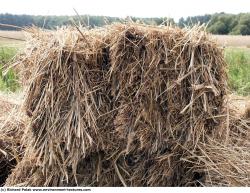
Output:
208,21,228,34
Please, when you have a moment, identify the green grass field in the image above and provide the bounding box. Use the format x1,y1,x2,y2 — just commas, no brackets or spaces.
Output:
225,47,250,96
0,46,19,92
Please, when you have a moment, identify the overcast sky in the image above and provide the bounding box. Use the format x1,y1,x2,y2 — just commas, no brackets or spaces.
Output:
0,0,249,21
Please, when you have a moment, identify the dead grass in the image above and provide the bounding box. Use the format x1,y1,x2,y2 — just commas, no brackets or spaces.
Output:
228,94,250,117
0,31,25,47
212,35,250,47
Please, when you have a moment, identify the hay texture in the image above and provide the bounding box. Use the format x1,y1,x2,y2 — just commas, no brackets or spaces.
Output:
184,112,250,186
0,98,25,186
6,23,232,186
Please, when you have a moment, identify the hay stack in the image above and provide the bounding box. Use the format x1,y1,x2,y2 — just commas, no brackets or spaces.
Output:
6,23,229,186
0,97,25,186
186,113,250,186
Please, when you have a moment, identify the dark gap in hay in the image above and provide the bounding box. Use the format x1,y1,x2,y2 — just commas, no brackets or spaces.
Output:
0,98,25,186
0,112,25,187
245,106,250,119
0,144,17,186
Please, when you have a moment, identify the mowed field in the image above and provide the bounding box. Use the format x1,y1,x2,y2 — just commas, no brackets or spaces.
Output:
213,35,250,47
0,30,25,47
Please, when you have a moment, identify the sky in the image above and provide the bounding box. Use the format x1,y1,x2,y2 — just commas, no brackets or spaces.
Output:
0,0,250,21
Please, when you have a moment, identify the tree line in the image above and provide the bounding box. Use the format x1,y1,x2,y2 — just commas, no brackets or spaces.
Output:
0,14,173,30
178,12,250,35
0,13,250,35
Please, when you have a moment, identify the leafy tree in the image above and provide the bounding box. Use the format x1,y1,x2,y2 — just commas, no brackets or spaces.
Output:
208,21,228,34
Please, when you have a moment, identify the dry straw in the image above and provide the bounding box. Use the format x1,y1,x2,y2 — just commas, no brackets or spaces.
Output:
0,98,25,186
3,23,249,186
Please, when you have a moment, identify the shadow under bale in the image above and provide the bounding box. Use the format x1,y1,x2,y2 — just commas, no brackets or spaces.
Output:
0,142,17,186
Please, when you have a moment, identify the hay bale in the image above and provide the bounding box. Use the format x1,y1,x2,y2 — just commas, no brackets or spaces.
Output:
186,115,250,186
0,98,25,186
7,23,229,186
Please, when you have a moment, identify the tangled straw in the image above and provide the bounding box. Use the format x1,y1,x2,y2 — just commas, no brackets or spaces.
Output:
5,23,249,187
